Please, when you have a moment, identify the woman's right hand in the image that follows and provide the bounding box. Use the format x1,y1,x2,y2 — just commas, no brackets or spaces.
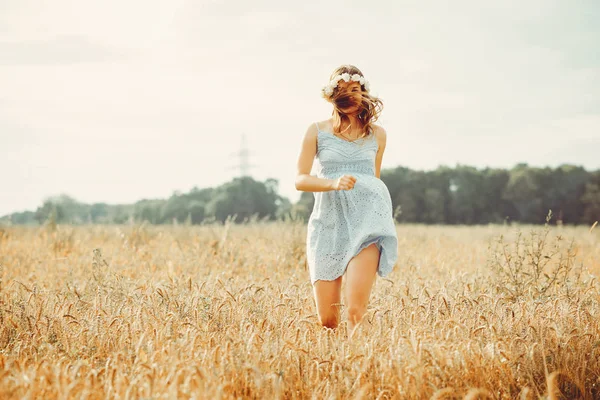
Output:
332,174,357,191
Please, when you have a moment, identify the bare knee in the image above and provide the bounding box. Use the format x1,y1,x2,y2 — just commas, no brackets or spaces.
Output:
318,314,339,329
347,305,367,324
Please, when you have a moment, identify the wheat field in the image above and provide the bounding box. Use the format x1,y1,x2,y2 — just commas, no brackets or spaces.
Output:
0,221,598,399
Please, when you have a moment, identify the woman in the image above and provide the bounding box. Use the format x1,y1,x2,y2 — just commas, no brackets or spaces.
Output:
295,64,398,338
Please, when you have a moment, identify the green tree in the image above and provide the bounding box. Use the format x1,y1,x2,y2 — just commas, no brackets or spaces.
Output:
35,199,66,224
133,200,163,224
478,168,513,223
89,203,109,223
161,194,190,223
291,191,315,221
542,164,589,224
503,164,546,223
205,177,279,223
581,170,600,224
187,200,206,224
383,167,428,223
448,165,486,224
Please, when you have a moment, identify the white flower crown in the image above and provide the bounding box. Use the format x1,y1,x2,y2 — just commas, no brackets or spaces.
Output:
321,72,370,98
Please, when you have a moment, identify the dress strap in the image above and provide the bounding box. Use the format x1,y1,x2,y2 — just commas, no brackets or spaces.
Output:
315,122,321,132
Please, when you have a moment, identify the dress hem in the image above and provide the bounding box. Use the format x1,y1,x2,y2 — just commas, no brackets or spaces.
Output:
310,235,396,285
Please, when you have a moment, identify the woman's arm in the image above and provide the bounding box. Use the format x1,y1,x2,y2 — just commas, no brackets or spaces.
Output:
295,123,336,192
374,126,387,179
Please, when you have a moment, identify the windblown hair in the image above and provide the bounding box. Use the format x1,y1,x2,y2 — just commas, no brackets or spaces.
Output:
324,64,383,139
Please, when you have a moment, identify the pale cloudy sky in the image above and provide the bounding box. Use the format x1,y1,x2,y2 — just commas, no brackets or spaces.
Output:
1,0,599,216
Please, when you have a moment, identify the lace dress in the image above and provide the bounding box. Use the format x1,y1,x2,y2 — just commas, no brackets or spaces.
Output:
306,122,398,284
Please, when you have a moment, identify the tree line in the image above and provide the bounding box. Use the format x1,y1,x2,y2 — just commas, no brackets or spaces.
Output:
2,164,599,226
295,163,599,225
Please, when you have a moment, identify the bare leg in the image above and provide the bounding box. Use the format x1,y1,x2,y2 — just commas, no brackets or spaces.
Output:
344,243,380,338
313,276,343,329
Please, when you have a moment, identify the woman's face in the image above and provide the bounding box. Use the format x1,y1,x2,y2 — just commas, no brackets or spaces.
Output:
336,80,363,114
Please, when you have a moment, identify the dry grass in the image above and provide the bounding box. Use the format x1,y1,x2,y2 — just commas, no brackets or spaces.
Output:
0,221,598,399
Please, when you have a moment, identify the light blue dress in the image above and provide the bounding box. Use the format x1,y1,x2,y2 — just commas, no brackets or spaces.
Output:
306,122,398,284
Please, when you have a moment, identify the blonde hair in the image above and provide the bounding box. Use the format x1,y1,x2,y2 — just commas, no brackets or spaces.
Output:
324,64,383,139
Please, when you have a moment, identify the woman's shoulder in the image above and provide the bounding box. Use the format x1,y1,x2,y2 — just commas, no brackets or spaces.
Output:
371,124,387,150
315,119,332,131
303,121,321,140
371,123,386,139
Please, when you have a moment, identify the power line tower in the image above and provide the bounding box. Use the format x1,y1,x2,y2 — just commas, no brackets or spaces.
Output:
228,133,257,177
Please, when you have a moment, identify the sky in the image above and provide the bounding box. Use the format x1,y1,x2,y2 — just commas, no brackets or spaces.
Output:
1,0,599,216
